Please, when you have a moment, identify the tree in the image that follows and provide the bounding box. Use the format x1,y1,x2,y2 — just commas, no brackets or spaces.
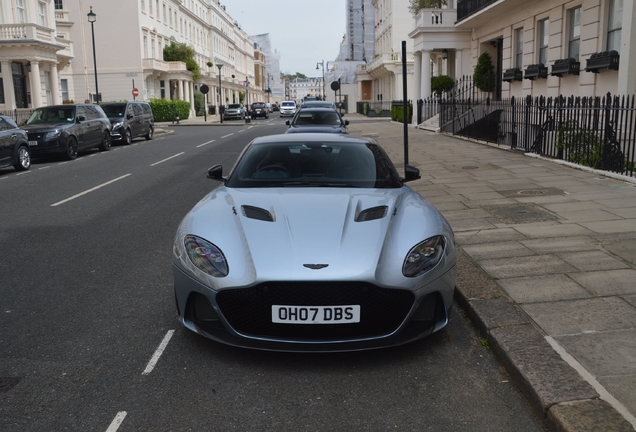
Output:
408,0,447,16
431,75,454,97
473,52,496,93
163,42,200,81
286,72,307,80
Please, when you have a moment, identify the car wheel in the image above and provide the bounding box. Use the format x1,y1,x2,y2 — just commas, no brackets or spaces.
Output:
124,128,132,145
13,145,31,171
145,125,154,140
99,131,111,151
65,136,78,160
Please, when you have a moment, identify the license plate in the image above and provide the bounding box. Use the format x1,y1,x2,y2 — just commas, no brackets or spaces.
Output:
272,305,360,324
29,140,38,146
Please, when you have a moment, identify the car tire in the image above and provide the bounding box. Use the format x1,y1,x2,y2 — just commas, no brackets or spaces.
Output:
99,131,111,151
13,144,31,171
65,136,78,160
145,125,154,140
124,128,132,145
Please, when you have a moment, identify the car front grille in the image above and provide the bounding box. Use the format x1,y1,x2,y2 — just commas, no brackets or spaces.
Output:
216,282,414,340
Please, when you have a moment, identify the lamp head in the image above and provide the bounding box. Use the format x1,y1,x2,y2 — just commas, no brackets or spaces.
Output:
87,6,96,23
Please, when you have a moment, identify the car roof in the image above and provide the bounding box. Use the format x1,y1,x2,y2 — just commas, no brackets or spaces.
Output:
249,133,370,146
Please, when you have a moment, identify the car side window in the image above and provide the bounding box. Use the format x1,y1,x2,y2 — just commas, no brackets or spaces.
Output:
76,106,88,120
0,118,8,131
132,104,143,116
141,104,151,114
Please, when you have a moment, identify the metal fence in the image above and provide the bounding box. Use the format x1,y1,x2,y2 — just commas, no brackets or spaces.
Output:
438,93,636,178
0,108,35,126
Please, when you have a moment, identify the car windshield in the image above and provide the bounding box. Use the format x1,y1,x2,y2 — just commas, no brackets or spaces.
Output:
26,107,77,125
227,141,402,189
101,104,127,117
252,103,265,108
282,102,295,107
292,110,342,126
227,104,242,109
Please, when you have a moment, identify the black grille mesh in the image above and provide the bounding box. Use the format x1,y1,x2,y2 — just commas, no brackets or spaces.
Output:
215,282,414,340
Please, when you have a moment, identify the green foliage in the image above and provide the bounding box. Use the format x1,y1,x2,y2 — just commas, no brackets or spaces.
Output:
556,120,604,169
431,75,454,97
391,104,413,123
287,72,307,80
193,91,205,116
163,42,200,81
148,98,191,122
408,0,447,16
206,61,213,67
239,91,245,104
473,52,496,93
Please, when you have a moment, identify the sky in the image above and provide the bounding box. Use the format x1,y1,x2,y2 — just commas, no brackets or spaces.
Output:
222,0,346,78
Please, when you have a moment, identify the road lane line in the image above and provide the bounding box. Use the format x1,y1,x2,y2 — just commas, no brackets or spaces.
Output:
197,139,216,148
38,166,51,170
150,152,184,166
221,133,234,138
51,174,132,207
142,329,174,375
16,171,32,176
105,412,127,432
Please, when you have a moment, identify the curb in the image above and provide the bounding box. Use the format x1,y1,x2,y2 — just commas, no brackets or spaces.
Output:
453,249,635,432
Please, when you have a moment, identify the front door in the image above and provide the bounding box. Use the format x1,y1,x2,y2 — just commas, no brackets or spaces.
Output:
11,62,28,109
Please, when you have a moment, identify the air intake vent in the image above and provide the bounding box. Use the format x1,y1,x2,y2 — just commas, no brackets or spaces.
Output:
242,205,274,222
355,205,388,222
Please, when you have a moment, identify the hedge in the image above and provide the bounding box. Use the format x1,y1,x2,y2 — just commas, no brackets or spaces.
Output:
148,98,191,122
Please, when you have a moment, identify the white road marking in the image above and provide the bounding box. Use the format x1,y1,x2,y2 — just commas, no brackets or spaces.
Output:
38,166,51,170
16,171,32,176
105,411,127,432
51,174,132,207
197,139,216,148
546,336,636,428
142,330,174,375
221,133,234,138
150,152,184,166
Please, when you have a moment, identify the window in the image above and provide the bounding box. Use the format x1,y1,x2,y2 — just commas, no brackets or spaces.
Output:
515,27,523,69
149,0,153,15
169,7,172,26
163,4,166,22
141,0,145,12
17,0,26,23
0,64,4,104
568,7,581,61
54,0,63,10
39,2,47,27
607,0,622,52
156,1,159,19
61,79,69,102
151,38,155,59
0,3,4,24
143,36,148,58
44,72,52,106
538,19,549,64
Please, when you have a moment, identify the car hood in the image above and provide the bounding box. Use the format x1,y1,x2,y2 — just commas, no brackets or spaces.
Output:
286,126,347,134
174,186,453,290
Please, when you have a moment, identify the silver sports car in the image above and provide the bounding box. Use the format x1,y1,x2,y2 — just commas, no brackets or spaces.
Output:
173,133,456,352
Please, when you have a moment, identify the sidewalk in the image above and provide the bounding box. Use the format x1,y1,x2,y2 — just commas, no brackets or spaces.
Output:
164,113,636,431
348,116,636,432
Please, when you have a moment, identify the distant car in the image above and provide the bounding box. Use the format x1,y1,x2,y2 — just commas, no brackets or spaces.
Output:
301,100,335,109
272,103,280,112
172,133,456,352
249,102,269,119
223,103,246,121
285,108,349,134
101,101,154,144
23,104,111,160
0,114,30,171
279,101,297,117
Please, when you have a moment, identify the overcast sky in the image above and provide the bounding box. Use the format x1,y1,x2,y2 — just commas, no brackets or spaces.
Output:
222,0,346,78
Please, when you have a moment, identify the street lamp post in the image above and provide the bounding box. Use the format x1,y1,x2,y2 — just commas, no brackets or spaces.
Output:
216,62,223,123
267,74,271,104
316,60,325,100
87,6,99,103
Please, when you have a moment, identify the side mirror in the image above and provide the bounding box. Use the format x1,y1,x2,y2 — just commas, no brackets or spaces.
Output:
127,113,134,119
77,116,86,122
285,120,290,126
207,164,224,181
344,120,349,126
403,165,421,182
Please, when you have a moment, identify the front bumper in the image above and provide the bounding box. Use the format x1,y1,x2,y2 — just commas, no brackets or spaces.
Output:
27,135,69,155
173,264,455,352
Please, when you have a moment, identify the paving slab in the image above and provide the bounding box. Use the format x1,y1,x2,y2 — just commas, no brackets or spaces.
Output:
598,375,636,417
461,241,535,260
604,239,636,265
513,223,596,238
479,254,577,279
520,237,599,254
454,227,528,245
497,274,593,304
568,269,636,296
559,250,630,272
579,220,636,234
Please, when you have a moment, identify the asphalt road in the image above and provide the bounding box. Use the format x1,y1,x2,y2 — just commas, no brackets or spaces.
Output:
0,117,546,431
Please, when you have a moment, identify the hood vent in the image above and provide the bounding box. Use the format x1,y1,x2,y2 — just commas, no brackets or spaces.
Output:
241,205,274,222
355,205,388,222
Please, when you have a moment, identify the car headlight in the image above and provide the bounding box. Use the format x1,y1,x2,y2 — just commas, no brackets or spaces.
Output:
112,121,124,129
46,130,61,139
184,235,228,277
403,236,446,277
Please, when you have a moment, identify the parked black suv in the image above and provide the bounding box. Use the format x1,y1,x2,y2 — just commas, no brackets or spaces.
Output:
0,114,30,171
101,101,154,144
23,104,111,160
249,102,269,119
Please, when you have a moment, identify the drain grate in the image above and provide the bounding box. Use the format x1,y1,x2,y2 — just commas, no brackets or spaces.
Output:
0,377,22,393
498,187,563,198
486,204,557,224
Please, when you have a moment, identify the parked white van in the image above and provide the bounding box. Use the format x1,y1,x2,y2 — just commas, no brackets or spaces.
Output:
280,101,297,117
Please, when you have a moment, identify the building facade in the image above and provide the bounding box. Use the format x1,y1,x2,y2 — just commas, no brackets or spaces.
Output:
0,0,264,115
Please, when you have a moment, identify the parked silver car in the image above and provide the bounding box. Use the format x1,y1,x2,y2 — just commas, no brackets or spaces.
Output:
223,104,245,120
173,133,456,352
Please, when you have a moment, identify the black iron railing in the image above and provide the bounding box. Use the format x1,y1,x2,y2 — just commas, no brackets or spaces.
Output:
457,0,498,21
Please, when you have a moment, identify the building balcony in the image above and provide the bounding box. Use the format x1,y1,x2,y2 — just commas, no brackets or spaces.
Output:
413,8,458,29
142,59,188,73
457,0,526,27
0,23,56,44
54,9,71,22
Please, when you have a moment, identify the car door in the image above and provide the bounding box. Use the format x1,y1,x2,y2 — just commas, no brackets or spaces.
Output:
0,118,11,167
130,103,143,137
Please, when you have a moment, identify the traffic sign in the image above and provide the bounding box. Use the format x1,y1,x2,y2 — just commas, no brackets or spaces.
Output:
132,88,139,97
199,84,209,94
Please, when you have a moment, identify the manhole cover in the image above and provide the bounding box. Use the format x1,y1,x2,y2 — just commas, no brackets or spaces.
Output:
487,204,557,223
517,190,546,196
462,166,479,170
498,187,564,198
0,377,21,393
